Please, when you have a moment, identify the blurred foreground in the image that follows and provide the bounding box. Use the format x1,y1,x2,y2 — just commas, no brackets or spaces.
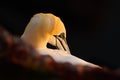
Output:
0,27,120,80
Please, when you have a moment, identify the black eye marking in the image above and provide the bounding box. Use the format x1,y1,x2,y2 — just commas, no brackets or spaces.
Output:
58,32,65,39
53,32,67,51
54,32,65,39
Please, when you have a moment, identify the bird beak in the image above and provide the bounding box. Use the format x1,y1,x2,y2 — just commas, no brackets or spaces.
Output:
48,34,71,54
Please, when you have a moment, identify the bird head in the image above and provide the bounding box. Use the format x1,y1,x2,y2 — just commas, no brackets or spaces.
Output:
21,13,70,54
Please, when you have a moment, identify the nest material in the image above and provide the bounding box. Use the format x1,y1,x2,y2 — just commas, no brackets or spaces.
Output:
0,27,120,80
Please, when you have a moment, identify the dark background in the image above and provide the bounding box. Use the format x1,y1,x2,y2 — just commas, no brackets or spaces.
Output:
0,0,120,69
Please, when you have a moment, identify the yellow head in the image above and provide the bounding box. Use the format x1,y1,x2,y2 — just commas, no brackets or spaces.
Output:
21,13,70,53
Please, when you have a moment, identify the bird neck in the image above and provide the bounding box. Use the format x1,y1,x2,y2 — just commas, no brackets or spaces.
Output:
21,34,50,50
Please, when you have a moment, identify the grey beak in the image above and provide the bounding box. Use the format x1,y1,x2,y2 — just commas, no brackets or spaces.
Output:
48,33,71,54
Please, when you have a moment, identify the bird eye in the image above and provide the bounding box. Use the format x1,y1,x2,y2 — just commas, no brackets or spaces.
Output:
58,32,65,39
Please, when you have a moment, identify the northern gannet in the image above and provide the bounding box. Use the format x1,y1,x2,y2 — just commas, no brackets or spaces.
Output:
21,13,101,68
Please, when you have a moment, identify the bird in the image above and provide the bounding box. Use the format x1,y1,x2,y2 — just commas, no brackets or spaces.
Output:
21,13,101,68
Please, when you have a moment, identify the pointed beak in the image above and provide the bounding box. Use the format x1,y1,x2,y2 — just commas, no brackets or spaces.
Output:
48,34,71,54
